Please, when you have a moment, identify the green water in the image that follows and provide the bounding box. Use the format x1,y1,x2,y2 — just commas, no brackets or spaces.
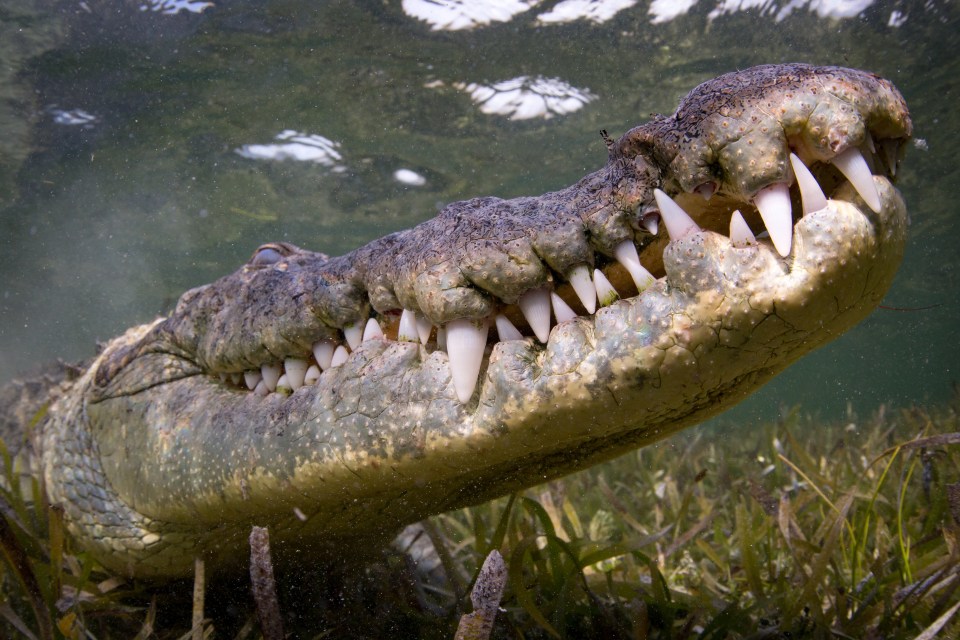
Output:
0,0,957,425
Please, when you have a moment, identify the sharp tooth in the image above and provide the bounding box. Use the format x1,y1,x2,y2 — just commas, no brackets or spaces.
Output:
330,345,349,368
283,358,308,390
229,373,242,385
832,146,881,213
304,364,321,385
446,318,488,404
550,292,577,323
653,189,701,240
253,380,269,397
495,314,523,341
752,183,793,257
789,153,828,215
276,374,292,393
518,287,551,343
614,240,655,292
343,320,364,350
416,314,433,344
260,363,282,392
566,265,596,314
244,371,262,390
362,318,384,342
277,358,308,391
642,213,659,236
593,269,620,307
218,372,228,383
398,309,419,342
312,339,336,370
729,210,757,247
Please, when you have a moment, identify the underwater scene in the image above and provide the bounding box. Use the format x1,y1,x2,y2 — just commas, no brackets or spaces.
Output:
0,0,957,637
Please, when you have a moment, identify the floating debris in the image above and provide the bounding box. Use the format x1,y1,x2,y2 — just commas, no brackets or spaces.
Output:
249,526,284,640
455,549,506,640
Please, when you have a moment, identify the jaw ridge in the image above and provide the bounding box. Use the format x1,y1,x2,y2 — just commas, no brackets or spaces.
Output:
198,160,903,409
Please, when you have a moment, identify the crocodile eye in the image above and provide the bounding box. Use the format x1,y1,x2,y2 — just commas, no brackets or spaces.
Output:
251,245,283,266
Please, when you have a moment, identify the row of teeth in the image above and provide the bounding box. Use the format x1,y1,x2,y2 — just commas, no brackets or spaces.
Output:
217,149,882,405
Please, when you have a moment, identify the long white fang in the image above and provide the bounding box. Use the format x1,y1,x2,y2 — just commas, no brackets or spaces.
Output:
642,213,659,236
593,269,619,307
398,309,419,342
567,265,596,314
330,345,349,368
343,321,364,350
789,153,828,215
362,318,384,342
518,287,552,343
283,358,309,390
832,146,881,213
276,374,291,393
551,293,577,323
261,363,282,392
312,339,336,370
614,240,655,292
446,318,488,404
729,210,757,247
495,314,523,341
416,314,433,344
753,183,793,257
653,189,701,240
304,365,321,385
244,371,262,391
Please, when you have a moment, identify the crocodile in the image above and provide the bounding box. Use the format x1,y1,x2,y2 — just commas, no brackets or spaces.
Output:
1,64,911,579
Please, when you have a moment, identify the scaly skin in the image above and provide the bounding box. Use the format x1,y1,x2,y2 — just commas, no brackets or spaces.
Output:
6,64,910,578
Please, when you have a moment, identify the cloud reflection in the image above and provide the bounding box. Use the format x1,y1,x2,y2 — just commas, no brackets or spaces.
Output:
452,76,596,121
402,0,541,30
402,0,886,30
536,0,638,24
235,131,346,171
139,0,214,15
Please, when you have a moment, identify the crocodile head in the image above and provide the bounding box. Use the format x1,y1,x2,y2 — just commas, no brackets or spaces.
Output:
44,64,911,577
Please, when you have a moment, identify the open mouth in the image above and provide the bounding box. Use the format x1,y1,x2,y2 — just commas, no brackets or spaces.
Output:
213,140,904,406
63,64,912,579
